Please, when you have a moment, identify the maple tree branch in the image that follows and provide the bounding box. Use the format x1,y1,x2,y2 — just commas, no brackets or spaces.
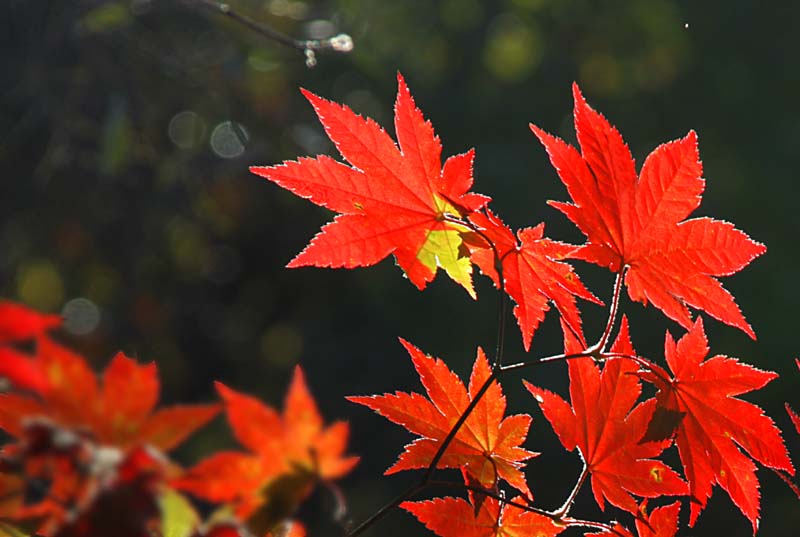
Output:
421,368,500,483
553,457,590,518
347,483,426,536
427,479,549,515
180,0,354,66
588,268,626,356
441,212,509,369
499,350,595,373
561,517,630,537
493,269,509,370
424,480,628,536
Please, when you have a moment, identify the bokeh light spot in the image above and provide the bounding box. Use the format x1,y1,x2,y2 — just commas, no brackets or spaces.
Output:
168,110,206,149
269,0,309,20
441,0,483,30
305,20,335,40
62,298,101,335
210,121,249,158
580,54,623,96
260,323,304,367
17,261,64,312
483,14,542,82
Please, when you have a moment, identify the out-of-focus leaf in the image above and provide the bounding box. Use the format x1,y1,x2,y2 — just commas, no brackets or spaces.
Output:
159,488,200,537
0,521,33,537
79,3,132,34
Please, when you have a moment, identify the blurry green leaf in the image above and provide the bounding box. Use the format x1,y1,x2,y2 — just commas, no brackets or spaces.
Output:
80,2,131,34
101,96,132,175
483,14,542,82
0,521,33,537
159,489,200,537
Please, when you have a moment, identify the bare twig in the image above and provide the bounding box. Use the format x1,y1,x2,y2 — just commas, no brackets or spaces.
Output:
553,457,589,518
346,483,425,536
182,0,353,67
586,268,626,357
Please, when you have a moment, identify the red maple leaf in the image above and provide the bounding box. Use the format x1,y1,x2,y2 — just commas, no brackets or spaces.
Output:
250,73,490,296
348,339,535,497
174,366,358,523
634,501,680,537
0,346,50,394
0,301,61,392
787,359,800,436
638,318,793,530
0,337,219,452
583,501,679,537
402,494,563,537
468,209,601,350
525,318,687,514
0,420,169,537
530,83,765,338
0,300,61,343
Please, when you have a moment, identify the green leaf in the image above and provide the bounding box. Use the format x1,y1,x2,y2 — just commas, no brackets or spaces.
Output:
0,521,34,537
158,489,200,537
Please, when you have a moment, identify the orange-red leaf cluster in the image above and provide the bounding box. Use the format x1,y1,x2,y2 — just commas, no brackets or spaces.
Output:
2,74,794,537
175,367,359,526
349,340,535,497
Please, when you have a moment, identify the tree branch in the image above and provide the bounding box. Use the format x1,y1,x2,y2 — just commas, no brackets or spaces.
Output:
182,0,353,66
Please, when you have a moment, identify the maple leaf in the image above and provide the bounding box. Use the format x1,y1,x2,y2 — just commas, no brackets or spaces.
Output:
250,73,490,297
525,318,687,514
530,83,765,338
0,338,219,452
0,301,61,392
787,359,800,436
583,501,678,537
634,501,680,537
402,494,563,537
468,209,601,350
174,366,358,526
0,300,61,343
638,318,793,530
348,339,535,496
0,346,50,394
51,445,164,537
0,420,168,537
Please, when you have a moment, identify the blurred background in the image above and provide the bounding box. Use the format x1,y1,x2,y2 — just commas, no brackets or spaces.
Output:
2,0,798,535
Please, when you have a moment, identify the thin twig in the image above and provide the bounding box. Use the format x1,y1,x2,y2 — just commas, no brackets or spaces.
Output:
421,369,500,482
427,479,551,516
347,483,425,537
587,268,626,356
182,0,353,66
553,457,589,518
426,479,627,535
499,350,596,373
441,212,508,369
